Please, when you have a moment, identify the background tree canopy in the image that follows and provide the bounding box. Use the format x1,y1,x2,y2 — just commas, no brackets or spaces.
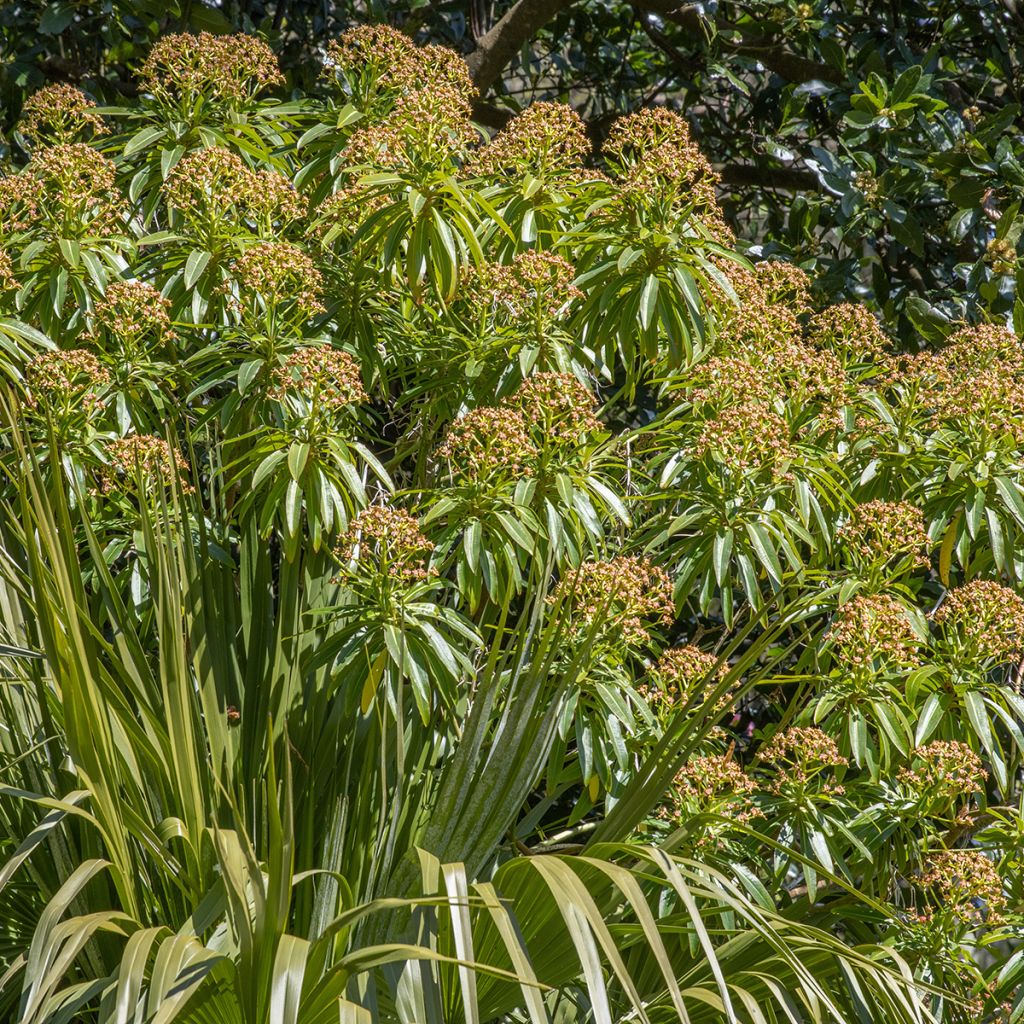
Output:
3,0,1024,341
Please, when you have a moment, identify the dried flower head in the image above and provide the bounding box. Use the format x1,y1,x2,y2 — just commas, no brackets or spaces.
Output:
229,241,325,317
270,345,367,411
552,556,674,645
837,501,931,569
471,103,589,177
503,372,600,442
100,435,191,492
898,741,987,799
829,593,920,668
934,580,1024,663
25,349,110,410
93,281,173,343
693,402,795,472
19,85,106,145
468,250,582,319
920,849,1005,924
436,406,537,478
140,32,283,103
811,303,890,361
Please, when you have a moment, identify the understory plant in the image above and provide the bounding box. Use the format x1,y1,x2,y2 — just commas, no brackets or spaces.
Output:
0,25,1022,1024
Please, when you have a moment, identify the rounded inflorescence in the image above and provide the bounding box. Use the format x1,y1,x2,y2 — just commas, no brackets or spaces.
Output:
92,280,173,342
920,849,1005,924
18,85,106,145
942,323,1021,371
139,32,283,103
553,555,675,645
471,103,590,177
762,725,848,770
100,435,191,492
29,143,124,233
468,250,582,319
897,741,987,799
436,406,537,479
837,500,931,569
229,241,325,317
270,346,367,411
829,593,920,668
335,505,434,585
503,372,600,443
672,753,755,805
693,402,795,472
934,580,1024,663
25,349,110,410
755,260,813,313
810,303,891,361
0,250,18,292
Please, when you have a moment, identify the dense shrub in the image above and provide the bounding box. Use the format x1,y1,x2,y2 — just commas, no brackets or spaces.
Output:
0,24,1022,1024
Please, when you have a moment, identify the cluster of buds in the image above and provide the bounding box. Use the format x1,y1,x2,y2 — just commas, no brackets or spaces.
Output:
28,143,124,236
334,505,434,586
693,402,796,473
552,555,674,646
829,593,920,668
436,406,537,479
229,241,325,318
18,85,107,145
467,250,583,319
641,645,733,716
670,752,755,807
942,323,1021,372
25,349,110,411
269,346,367,412
139,32,283,104
163,147,304,227
92,280,174,347
934,580,1024,664
99,435,191,493
897,741,987,801
470,103,590,178
503,372,600,444
919,849,1006,924
0,174,43,234
755,260,813,314
986,236,1017,274
760,726,847,796
836,500,931,570
325,25,476,102
810,303,891,362
0,250,17,293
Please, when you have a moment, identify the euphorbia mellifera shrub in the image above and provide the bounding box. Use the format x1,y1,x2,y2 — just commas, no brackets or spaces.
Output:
2,24,1024,1022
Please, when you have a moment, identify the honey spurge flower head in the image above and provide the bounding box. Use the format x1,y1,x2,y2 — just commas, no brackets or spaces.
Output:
755,260,813,314
229,241,325,318
19,85,106,145
92,281,173,344
335,505,434,585
0,250,18,293
552,555,674,646
934,580,1024,664
829,593,920,668
467,250,582,319
920,849,1005,924
642,645,734,716
100,435,191,493
436,406,537,479
693,401,795,473
25,350,110,410
503,372,600,443
810,303,891,361
942,323,1021,372
898,741,987,800
471,103,590,178
140,32,283,104
28,143,124,234
671,753,755,806
269,346,367,412
837,500,931,569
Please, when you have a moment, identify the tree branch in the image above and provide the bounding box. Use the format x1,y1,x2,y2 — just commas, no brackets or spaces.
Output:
465,0,578,90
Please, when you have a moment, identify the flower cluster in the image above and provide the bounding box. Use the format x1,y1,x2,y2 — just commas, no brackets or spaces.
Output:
229,241,325,317
762,726,848,769
314,184,389,238
942,323,1021,371
553,556,674,645
897,741,987,800
470,103,589,177
810,303,890,361
642,645,733,716
92,281,173,345
163,147,303,225
755,261,813,314
436,407,537,479
503,372,600,443
693,402,795,472
0,174,43,234
671,753,755,806
325,25,475,101
269,346,367,411
837,501,931,569
468,250,582,319
829,594,919,668
29,144,124,234
100,435,191,492
335,505,434,586
0,250,17,292
140,32,283,103
25,350,110,410
18,85,106,145
920,849,1005,924
934,580,1024,663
